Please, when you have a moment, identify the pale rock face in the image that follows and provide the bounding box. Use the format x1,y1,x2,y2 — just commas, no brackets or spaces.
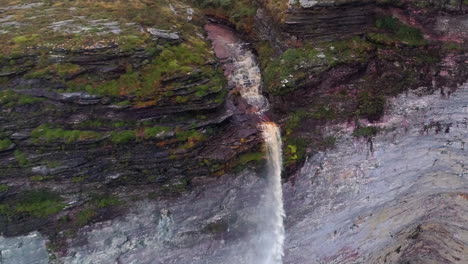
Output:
0,232,49,264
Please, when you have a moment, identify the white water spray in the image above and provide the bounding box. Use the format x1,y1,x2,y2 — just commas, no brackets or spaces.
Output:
257,122,286,264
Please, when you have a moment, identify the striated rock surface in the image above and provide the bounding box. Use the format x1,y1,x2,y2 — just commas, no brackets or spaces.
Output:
283,83,468,263
8,83,466,263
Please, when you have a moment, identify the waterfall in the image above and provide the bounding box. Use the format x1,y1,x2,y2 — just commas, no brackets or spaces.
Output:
205,23,285,264
257,122,286,264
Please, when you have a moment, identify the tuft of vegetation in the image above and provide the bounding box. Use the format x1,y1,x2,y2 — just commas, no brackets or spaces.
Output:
31,124,102,143
193,0,258,32
14,150,28,166
353,126,379,138
373,16,427,46
0,184,9,192
0,90,44,108
91,194,123,208
238,152,264,165
264,37,373,95
284,137,308,168
143,126,170,139
357,91,386,122
176,129,205,149
0,138,13,151
75,209,96,226
110,130,136,144
15,189,65,218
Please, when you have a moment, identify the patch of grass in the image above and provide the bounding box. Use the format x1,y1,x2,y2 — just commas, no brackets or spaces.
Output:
238,152,264,165
15,189,65,218
81,39,225,105
72,175,87,183
0,138,13,151
374,16,427,46
0,90,44,108
264,47,321,95
176,129,205,148
110,130,136,144
31,124,102,143
118,35,145,52
75,208,96,226
0,184,9,192
264,37,373,95
143,126,170,139
14,150,28,166
91,194,123,208
12,34,39,45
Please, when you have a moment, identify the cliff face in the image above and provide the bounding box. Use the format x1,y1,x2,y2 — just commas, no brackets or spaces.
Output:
0,0,468,262
0,0,260,241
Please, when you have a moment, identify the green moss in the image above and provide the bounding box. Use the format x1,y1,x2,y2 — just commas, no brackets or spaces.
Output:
284,137,308,167
357,91,386,121
91,194,123,208
0,204,12,216
238,152,264,165
31,124,102,143
30,175,53,182
143,126,170,139
14,150,28,166
15,189,65,218
175,129,206,149
264,37,373,95
264,47,321,95
442,42,463,52
0,138,13,151
118,35,146,52
75,208,96,226
12,34,39,45
81,39,224,104
0,90,44,108
72,175,88,183
353,126,379,138
194,0,257,31
0,184,9,192
374,16,427,46
110,130,136,144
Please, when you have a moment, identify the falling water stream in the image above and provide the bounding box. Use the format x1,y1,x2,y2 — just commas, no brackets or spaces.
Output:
205,23,285,263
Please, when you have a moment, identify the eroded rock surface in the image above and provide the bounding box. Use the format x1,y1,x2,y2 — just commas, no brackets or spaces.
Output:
24,83,464,264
